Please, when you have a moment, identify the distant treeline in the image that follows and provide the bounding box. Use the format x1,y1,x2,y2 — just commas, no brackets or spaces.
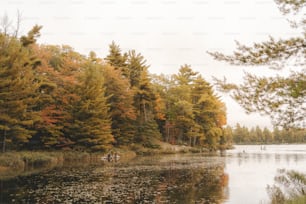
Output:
0,25,227,152
224,124,306,144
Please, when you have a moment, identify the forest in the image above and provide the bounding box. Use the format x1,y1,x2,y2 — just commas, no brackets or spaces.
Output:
225,124,306,145
0,25,227,152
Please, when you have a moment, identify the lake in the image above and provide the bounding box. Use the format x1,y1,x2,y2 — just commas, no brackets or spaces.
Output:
1,144,306,203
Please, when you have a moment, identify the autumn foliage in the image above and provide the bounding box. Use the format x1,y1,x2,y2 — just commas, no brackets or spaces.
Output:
0,26,227,152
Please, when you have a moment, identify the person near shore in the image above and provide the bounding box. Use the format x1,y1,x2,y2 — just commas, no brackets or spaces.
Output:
106,151,120,162
107,151,112,162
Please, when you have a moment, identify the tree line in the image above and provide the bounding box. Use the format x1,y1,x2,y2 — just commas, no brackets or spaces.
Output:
0,25,227,152
224,124,306,144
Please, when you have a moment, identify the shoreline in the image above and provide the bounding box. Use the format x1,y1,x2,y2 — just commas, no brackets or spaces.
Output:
0,142,233,180
0,151,107,180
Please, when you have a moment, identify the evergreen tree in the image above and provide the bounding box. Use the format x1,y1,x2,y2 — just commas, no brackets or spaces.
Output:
102,64,136,146
255,126,264,144
151,74,177,143
105,41,129,78
126,50,162,145
233,124,244,144
152,66,227,149
127,50,149,87
263,127,273,143
192,76,226,149
249,127,257,143
171,65,196,144
273,126,282,143
222,126,233,146
0,27,41,151
68,62,113,151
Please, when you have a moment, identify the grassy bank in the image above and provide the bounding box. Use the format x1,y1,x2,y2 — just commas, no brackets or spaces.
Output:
130,139,233,155
0,151,104,180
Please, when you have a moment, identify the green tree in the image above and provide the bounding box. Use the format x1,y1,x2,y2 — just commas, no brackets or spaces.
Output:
249,127,258,143
209,0,306,128
233,123,244,144
127,50,149,87
0,26,41,152
151,74,176,143
68,62,113,151
152,65,227,149
134,66,161,145
105,41,129,78
20,25,42,47
102,64,136,146
171,65,196,144
192,76,226,149
263,127,273,143
222,126,233,146
125,50,161,145
273,126,282,143
255,126,264,144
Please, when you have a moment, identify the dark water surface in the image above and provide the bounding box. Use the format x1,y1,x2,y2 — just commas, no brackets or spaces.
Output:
1,145,306,204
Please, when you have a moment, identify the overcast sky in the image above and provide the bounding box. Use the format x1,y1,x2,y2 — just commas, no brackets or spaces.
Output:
1,0,300,129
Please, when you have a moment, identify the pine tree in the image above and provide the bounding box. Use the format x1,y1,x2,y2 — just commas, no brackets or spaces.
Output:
273,126,283,143
171,65,196,144
126,50,162,145
127,50,149,87
222,126,233,146
255,126,264,144
152,65,227,148
105,41,129,78
68,62,113,151
263,127,273,143
192,76,226,149
102,64,136,146
0,27,41,151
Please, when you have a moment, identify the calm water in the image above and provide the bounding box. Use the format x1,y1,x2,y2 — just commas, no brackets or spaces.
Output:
225,145,306,204
1,145,306,204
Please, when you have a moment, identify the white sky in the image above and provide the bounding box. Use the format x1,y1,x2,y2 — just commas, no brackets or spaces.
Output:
1,0,300,129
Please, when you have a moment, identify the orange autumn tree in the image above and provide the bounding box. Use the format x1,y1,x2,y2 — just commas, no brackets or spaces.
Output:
29,44,83,149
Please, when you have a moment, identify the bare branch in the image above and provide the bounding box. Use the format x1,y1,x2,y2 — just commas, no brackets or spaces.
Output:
13,10,23,37
0,13,12,35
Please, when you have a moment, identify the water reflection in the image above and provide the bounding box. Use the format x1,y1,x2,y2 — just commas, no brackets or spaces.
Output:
2,145,306,204
1,154,228,204
228,152,305,167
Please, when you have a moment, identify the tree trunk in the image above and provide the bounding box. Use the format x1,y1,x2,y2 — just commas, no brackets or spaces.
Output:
166,125,170,142
193,136,197,147
2,129,6,153
143,101,147,122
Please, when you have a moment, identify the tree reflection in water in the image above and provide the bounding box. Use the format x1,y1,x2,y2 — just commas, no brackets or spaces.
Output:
0,155,229,203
